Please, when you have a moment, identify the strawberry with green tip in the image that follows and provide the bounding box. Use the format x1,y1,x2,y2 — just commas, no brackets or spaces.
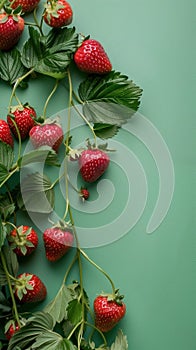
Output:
43,224,74,262
7,105,36,140
0,12,24,51
14,273,47,303
8,225,38,257
29,121,64,152
43,0,73,28
10,0,41,13
79,148,110,183
74,39,112,74
0,119,14,148
94,291,126,332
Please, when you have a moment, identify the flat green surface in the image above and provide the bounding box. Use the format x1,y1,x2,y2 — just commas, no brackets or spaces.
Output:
0,0,195,349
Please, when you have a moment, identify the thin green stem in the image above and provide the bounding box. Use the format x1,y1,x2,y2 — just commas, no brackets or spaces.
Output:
67,320,83,340
49,171,65,190
80,249,116,295
0,252,21,327
0,167,19,189
63,251,78,284
42,79,59,121
8,69,34,112
9,118,22,160
85,321,107,347
33,7,43,35
3,184,17,225
72,102,97,146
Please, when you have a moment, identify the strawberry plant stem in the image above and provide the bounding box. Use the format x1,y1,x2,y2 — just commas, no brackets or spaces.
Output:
9,118,22,160
0,252,21,327
0,167,19,189
71,102,97,147
80,248,116,295
33,7,44,35
8,68,35,112
42,79,59,121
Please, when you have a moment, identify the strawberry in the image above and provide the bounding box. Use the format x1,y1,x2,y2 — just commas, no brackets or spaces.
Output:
14,273,47,303
74,39,112,74
8,225,38,257
94,293,126,332
43,225,74,262
7,105,36,140
79,187,90,200
0,119,14,148
43,0,73,28
0,13,24,51
29,122,64,152
10,0,41,13
4,321,20,340
79,148,110,183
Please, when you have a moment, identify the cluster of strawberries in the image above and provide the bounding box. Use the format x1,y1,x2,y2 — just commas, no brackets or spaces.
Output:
0,0,127,344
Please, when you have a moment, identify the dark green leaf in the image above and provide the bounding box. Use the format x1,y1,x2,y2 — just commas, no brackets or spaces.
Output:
8,312,54,350
78,71,143,126
2,246,18,277
32,331,75,349
93,123,120,139
67,299,82,325
0,49,27,85
0,164,9,184
18,146,60,168
0,200,15,221
21,27,79,79
0,290,11,316
0,141,14,170
20,172,55,213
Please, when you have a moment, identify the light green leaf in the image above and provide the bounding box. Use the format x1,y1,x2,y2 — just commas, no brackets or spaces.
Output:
21,26,78,79
0,49,27,85
0,141,14,170
67,299,82,325
110,330,128,350
44,283,80,324
20,172,55,213
78,71,143,127
18,146,60,168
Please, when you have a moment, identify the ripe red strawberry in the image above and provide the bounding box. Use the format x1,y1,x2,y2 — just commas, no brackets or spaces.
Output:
10,0,41,13
29,122,63,152
0,13,24,51
43,0,73,28
14,273,47,303
79,148,110,183
5,321,20,340
43,226,74,262
8,225,38,257
7,105,36,140
79,187,90,200
0,119,14,148
74,39,112,74
94,293,126,332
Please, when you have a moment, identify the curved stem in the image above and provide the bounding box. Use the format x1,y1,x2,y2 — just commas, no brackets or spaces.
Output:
4,184,17,225
42,79,59,121
63,251,78,284
33,7,43,35
80,249,116,295
9,118,22,161
0,252,21,327
72,102,97,147
85,321,107,347
8,69,34,112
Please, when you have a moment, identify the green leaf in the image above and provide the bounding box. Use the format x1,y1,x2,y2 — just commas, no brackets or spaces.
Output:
0,141,14,170
93,123,120,139
110,330,128,350
0,164,9,184
32,331,75,349
0,217,6,249
2,246,19,277
0,290,11,316
21,27,79,79
20,172,55,213
78,71,143,127
0,196,15,221
67,299,82,325
18,146,60,168
44,283,80,324
8,312,54,350
0,49,27,85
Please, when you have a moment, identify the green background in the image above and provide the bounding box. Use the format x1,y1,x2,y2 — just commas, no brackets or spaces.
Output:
0,0,195,349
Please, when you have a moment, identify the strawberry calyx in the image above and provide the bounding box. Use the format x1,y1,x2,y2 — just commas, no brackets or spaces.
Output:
8,226,35,256
13,273,34,301
49,219,72,232
100,289,124,306
1,2,22,22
